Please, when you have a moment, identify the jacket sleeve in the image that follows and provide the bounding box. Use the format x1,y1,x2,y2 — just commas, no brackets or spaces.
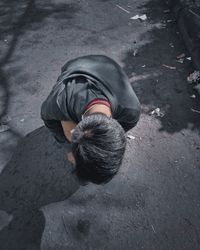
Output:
41,78,71,120
40,82,69,141
117,96,141,132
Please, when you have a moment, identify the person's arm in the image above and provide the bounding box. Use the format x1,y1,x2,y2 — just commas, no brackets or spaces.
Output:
61,120,77,142
41,83,71,142
118,104,141,132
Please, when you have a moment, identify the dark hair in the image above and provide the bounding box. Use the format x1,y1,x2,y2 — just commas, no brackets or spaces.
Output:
71,113,126,185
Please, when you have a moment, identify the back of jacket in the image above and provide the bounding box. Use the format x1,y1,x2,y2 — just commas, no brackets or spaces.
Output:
41,55,141,131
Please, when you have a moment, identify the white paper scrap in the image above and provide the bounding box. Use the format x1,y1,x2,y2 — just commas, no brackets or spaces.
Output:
130,14,147,21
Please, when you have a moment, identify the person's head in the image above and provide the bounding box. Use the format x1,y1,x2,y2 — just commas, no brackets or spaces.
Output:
70,113,126,185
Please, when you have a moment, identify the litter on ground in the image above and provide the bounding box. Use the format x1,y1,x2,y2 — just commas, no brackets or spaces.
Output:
150,108,165,117
187,71,200,84
167,19,174,23
177,58,184,63
127,135,136,140
130,14,147,21
176,53,185,63
163,9,170,13
133,49,138,56
151,225,156,233
191,108,200,114
116,5,130,14
176,53,185,59
162,64,176,70
190,94,196,98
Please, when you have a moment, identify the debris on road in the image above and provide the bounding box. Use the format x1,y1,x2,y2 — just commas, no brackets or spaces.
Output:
130,14,147,21
186,57,191,61
20,118,25,122
190,94,196,98
133,49,138,56
162,64,176,70
167,19,174,23
191,108,200,114
0,124,10,133
187,71,200,84
176,53,185,63
176,58,184,64
176,53,185,59
141,65,146,68
150,108,165,117
151,225,156,234
169,42,174,48
129,71,161,82
163,9,170,13
116,4,130,14
127,135,135,140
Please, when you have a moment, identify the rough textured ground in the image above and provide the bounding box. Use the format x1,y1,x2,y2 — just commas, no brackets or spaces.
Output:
0,0,200,249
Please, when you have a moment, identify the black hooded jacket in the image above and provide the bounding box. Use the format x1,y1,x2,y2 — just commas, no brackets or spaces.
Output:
41,55,141,137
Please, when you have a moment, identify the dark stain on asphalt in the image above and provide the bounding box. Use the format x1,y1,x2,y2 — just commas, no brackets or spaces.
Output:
77,219,91,235
122,0,200,134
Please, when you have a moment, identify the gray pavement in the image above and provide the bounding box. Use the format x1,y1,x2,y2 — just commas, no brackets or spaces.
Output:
0,0,200,249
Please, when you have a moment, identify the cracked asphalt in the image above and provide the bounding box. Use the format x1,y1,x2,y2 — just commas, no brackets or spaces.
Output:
0,0,200,249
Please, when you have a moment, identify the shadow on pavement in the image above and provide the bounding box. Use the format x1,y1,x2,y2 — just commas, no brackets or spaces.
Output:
122,0,200,134
0,126,79,250
0,0,80,137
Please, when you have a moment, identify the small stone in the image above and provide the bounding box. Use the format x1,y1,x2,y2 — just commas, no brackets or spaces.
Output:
163,9,170,13
127,135,136,140
133,49,138,56
167,19,174,23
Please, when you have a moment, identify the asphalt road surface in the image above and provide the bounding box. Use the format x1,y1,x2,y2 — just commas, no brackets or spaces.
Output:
0,0,200,249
